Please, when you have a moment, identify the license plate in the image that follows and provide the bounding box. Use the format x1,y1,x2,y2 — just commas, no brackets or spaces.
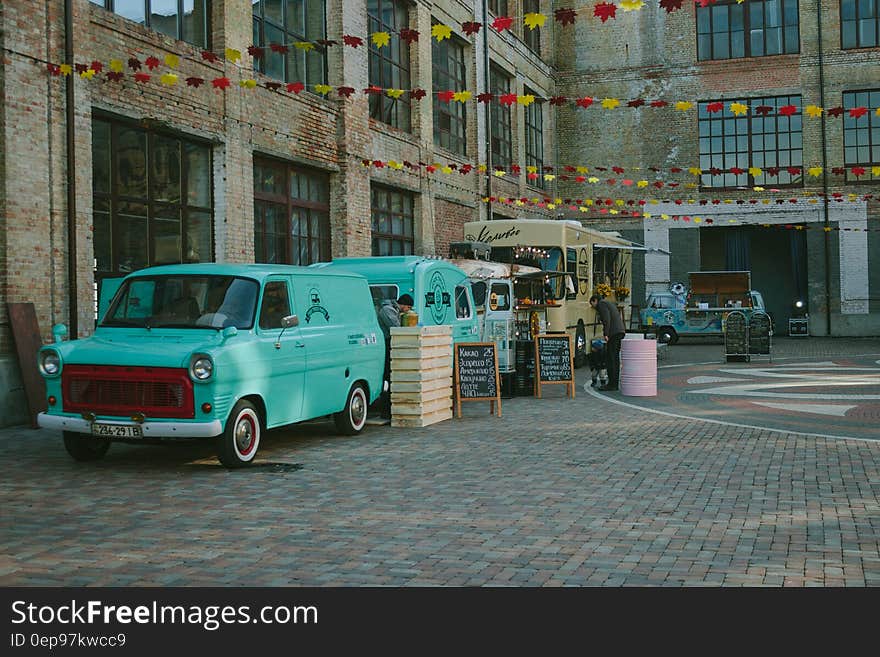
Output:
91,423,143,438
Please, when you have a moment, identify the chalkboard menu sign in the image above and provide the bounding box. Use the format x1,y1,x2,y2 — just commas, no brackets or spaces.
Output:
454,342,501,418
724,311,748,361
749,311,772,355
534,334,575,399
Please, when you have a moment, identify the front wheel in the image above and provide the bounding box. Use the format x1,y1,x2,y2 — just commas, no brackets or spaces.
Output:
573,321,587,368
217,400,261,468
658,326,678,345
334,383,368,435
63,431,111,462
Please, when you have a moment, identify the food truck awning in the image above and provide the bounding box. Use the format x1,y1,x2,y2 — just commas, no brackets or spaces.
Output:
593,242,670,255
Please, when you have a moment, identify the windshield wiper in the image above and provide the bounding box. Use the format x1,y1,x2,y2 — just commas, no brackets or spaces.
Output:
100,319,146,328
149,323,201,329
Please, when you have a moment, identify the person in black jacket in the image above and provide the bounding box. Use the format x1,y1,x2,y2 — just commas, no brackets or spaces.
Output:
590,294,626,391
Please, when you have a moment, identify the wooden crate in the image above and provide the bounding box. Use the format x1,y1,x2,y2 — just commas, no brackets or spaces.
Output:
389,326,453,428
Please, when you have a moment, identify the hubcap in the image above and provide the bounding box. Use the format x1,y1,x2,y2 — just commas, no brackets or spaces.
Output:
351,391,366,427
235,415,255,455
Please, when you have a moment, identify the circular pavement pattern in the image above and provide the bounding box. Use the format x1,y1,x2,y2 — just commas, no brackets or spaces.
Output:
590,354,880,441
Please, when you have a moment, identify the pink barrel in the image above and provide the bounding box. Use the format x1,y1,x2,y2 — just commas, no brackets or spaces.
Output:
620,338,657,396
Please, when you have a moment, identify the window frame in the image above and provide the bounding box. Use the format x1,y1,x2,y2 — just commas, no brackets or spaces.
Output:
91,113,214,284
696,0,800,61
432,27,468,156
89,0,210,48
698,94,804,189
367,0,412,131
524,86,545,190
371,185,415,256
251,0,328,86
841,0,880,49
490,65,513,169
842,88,880,183
253,156,332,266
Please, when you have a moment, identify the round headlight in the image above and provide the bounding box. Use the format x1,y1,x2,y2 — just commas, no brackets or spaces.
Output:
795,300,804,309
40,350,61,376
191,357,213,381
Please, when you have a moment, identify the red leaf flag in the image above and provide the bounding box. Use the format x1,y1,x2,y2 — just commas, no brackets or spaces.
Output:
437,90,455,103
211,76,230,89
650,100,668,107
594,3,617,22
491,16,514,31
47,64,61,76
343,35,364,48
706,101,724,113
287,81,304,93
90,61,103,73
848,106,868,119
477,92,494,103
270,43,290,54
549,96,567,106
831,167,846,176
145,56,160,70
399,28,419,44
248,46,264,59
134,72,151,83
186,76,205,87
201,50,219,63
827,106,845,118
659,0,684,12
337,86,355,98
627,99,645,108
264,82,281,91
729,167,745,175
787,167,802,176
554,8,577,25
499,93,517,106
75,63,89,74
106,72,124,82
754,105,773,115
409,88,427,100
612,166,625,174
779,104,797,116
128,57,142,70
462,22,482,36
575,96,594,108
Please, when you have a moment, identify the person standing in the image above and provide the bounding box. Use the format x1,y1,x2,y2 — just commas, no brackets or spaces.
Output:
376,294,414,419
589,294,626,391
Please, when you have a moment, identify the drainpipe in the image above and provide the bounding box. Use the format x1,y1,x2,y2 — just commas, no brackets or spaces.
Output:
64,0,78,337
482,0,492,221
816,0,831,336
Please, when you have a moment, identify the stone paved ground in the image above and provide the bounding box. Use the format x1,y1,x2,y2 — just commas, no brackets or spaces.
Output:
1,338,878,586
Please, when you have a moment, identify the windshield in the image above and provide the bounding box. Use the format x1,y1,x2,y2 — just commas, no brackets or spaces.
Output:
102,275,260,329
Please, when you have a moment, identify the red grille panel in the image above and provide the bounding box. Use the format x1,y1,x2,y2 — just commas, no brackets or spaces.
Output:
62,365,194,418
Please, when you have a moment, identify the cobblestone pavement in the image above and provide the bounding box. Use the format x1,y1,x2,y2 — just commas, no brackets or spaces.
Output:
1,338,878,586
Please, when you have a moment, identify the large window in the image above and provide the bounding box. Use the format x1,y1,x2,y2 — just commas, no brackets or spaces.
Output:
432,28,467,155
698,95,803,188
524,87,544,189
843,89,880,183
92,117,213,279
523,0,541,54
368,0,411,131
252,0,327,85
697,0,799,60
253,158,330,265
371,186,414,256
842,0,880,48
490,66,513,169
89,0,208,48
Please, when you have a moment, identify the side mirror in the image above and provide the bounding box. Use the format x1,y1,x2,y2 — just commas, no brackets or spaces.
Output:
222,326,238,339
52,323,68,343
281,315,299,328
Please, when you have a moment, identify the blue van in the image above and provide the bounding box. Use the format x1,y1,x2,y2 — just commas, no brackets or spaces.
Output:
311,256,480,342
37,264,384,467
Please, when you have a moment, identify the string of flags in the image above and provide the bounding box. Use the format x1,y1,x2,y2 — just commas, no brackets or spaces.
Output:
361,159,880,182
43,57,880,120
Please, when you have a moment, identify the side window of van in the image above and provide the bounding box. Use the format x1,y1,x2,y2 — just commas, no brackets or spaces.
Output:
259,281,292,330
455,285,472,319
489,283,510,311
370,285,399,313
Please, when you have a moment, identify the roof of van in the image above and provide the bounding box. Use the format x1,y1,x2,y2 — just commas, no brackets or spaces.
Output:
312,256,462,277
126,263,367,282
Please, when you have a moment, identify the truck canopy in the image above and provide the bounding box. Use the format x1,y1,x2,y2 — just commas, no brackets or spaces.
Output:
688,271,751,295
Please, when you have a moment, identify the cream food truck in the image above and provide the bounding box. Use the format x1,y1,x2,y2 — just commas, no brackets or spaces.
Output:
462,219,634,367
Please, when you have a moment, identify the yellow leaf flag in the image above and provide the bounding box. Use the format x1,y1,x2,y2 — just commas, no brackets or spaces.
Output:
386,88,405,99
431,24,452,41
80,68,96,80
576,166,589,174
608,209,618,215
60,64,72,76
748,166,762,177
294,42,315,52
872,166,880,176
615,199,625,206
526,166,538,173
109,59,124,73
161,72,179,86
693,218,702,223
547,203,557,210
619,0,645,10
661,214,669,220
730,102,748,116
239,78,257,88
314,84,332,95
675,101,694,111
164,54,179,69
544,174,556,181
601,97,620,110
755,187,766,192
477,164,487,173
388,161,403,170
805,105,824,118
453,90,472,103
584,199,593,206
587,177,599,183
441,166,453,174
524,13,547,30
579,206,589,212
516,200,526,207
685,182,698,189
517,94,535,106
637,180,648,188
688,167,702,176
371,32,390,48
807,166,823,177
554,198,563,205
875,107,880,116
494,169,506,177
225,48,241,63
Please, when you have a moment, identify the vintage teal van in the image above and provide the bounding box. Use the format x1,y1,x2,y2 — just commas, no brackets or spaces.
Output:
311,256,480,342
37,264,384,467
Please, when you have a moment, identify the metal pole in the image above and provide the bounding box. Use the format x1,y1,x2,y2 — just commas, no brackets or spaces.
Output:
64,0,78,337
816,0,831,336
482,0,492,221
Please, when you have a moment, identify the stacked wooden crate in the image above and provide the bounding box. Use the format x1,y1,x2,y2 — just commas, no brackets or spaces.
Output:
389,325,453,428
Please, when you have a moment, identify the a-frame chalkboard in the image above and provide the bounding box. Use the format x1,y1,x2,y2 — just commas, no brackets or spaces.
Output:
534,334,575,399
453,342,501,418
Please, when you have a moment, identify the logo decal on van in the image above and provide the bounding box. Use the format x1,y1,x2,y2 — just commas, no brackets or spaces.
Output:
305,288,330,323
424,271,451,324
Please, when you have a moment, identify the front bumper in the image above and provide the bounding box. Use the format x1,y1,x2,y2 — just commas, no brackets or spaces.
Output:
37,413,223,438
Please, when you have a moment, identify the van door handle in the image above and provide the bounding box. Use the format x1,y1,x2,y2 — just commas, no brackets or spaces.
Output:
295,342,305,348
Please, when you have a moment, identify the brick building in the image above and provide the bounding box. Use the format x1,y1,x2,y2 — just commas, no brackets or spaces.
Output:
0,1,878,425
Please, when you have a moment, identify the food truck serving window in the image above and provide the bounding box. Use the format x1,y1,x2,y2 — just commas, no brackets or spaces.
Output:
490,283,510,311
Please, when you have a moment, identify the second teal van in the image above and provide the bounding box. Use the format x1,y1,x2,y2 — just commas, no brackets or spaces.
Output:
311,256,480,342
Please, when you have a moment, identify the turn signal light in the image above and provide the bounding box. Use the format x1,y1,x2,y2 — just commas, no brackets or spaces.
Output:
48,396,56,406
201,403,212,414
